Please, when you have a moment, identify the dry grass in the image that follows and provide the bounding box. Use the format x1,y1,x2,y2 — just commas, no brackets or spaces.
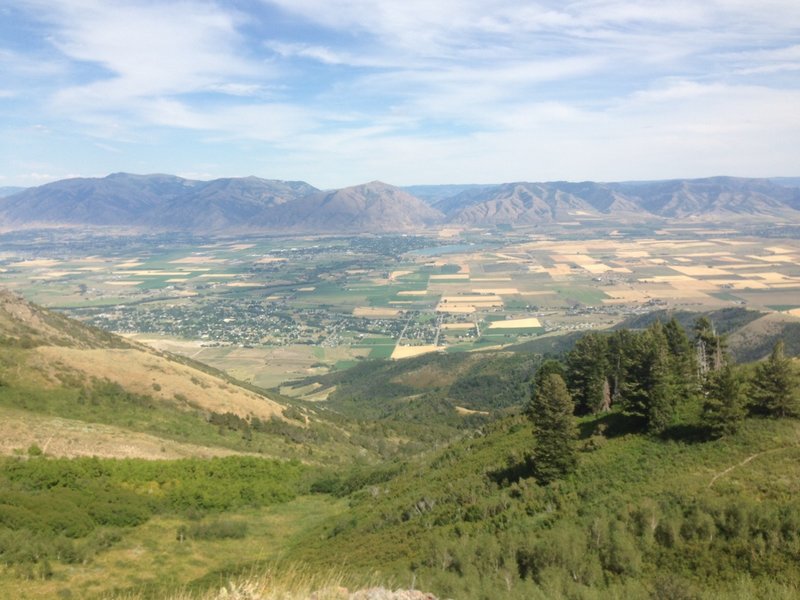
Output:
602,290,652,303
670,265,732,277
108,563,386,600
9,259,62,267
36,346,286,421
436,293,503,313
471,287,519,294
391,344,442,359
388,270,413,280
545,264,573,277
454,406,489,416
353,307,400,318
113,270,187,276
488,317,541,329
748,254,797,263
0,406,247,459
170,256,226,264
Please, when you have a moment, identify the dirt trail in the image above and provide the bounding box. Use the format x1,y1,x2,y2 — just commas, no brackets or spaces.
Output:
708,445,798,488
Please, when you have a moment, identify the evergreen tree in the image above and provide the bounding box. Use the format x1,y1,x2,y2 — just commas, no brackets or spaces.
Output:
750,340,799,418
566,333,610,414
617,323,679,433
703,364,747,437
607,328,638,407
647,341,677,435
616,329,652,423
528,372,578,484
664,316,699,399
528,358,567,421
693,317,725,379
531,359,566,392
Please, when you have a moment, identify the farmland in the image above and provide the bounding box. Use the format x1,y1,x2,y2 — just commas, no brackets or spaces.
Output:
2,223,800,389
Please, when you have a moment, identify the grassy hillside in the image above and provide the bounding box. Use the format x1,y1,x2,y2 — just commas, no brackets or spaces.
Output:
288,350,540,416
0,290,442,464
289,407,800,599
3,288,800,599
0,455,346,599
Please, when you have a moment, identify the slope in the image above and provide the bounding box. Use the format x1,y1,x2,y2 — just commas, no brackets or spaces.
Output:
4,174,800,232
433,177,800,225
0,289,380,462
0,173,318,231
290,408,800,599
271,181,444,232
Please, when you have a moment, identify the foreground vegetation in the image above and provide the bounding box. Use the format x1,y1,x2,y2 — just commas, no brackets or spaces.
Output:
1,288,799,599
286,318,800,598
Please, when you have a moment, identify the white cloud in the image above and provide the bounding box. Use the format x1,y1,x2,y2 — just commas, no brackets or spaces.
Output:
3,0,800,186
17,0,267,130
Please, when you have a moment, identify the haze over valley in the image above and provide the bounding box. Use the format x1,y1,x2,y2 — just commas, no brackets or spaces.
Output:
3,1,800,598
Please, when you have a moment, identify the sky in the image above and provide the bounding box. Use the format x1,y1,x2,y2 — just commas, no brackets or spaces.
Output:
1,0,799,189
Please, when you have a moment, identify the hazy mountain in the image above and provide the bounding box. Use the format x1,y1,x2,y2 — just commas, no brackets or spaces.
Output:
402,184,485,203
1,173,799,232
270,181,445,232
435,182,604,225
159,176,319,230
0,186,25,198
432,176,800,225
0,173,194,227
770,177,800,188
614,176,800,218
0,173,317,231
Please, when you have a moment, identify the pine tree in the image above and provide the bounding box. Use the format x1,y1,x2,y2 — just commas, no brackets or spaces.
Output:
617,323,679,434
750,340,799,418
607,328,638,407
647,341,677,435
566,333,610,414
528,372,578,484
664,316,699,399
703,364,747,437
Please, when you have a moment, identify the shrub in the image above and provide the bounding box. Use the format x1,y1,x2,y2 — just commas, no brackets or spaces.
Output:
185,519,248,540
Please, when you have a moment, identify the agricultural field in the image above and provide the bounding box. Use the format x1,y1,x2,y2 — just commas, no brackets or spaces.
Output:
2,224,800,389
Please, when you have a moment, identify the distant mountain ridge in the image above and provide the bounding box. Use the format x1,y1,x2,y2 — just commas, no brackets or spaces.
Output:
0,186,25,198
1,173,799,232
431,177,800,225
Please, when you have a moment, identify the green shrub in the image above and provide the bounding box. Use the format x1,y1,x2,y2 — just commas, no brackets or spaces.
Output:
184,518,248,540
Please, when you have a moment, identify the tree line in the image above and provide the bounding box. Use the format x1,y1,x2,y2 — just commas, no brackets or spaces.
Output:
528,317,800,483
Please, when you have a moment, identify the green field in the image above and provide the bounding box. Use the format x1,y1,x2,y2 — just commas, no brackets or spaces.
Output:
3,227,800,386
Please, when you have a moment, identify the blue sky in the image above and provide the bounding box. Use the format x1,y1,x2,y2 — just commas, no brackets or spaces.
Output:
1,0,799,189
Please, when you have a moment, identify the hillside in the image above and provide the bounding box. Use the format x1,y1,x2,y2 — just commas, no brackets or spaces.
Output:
1,292,799,598
0,289,410,463
0,173,318,232
434,177,800,225
2,174,800,233
290,411,800,599
269,181,445,232
0,187,25,198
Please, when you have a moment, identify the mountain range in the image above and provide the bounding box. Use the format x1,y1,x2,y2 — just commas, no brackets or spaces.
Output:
1,173,799,233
